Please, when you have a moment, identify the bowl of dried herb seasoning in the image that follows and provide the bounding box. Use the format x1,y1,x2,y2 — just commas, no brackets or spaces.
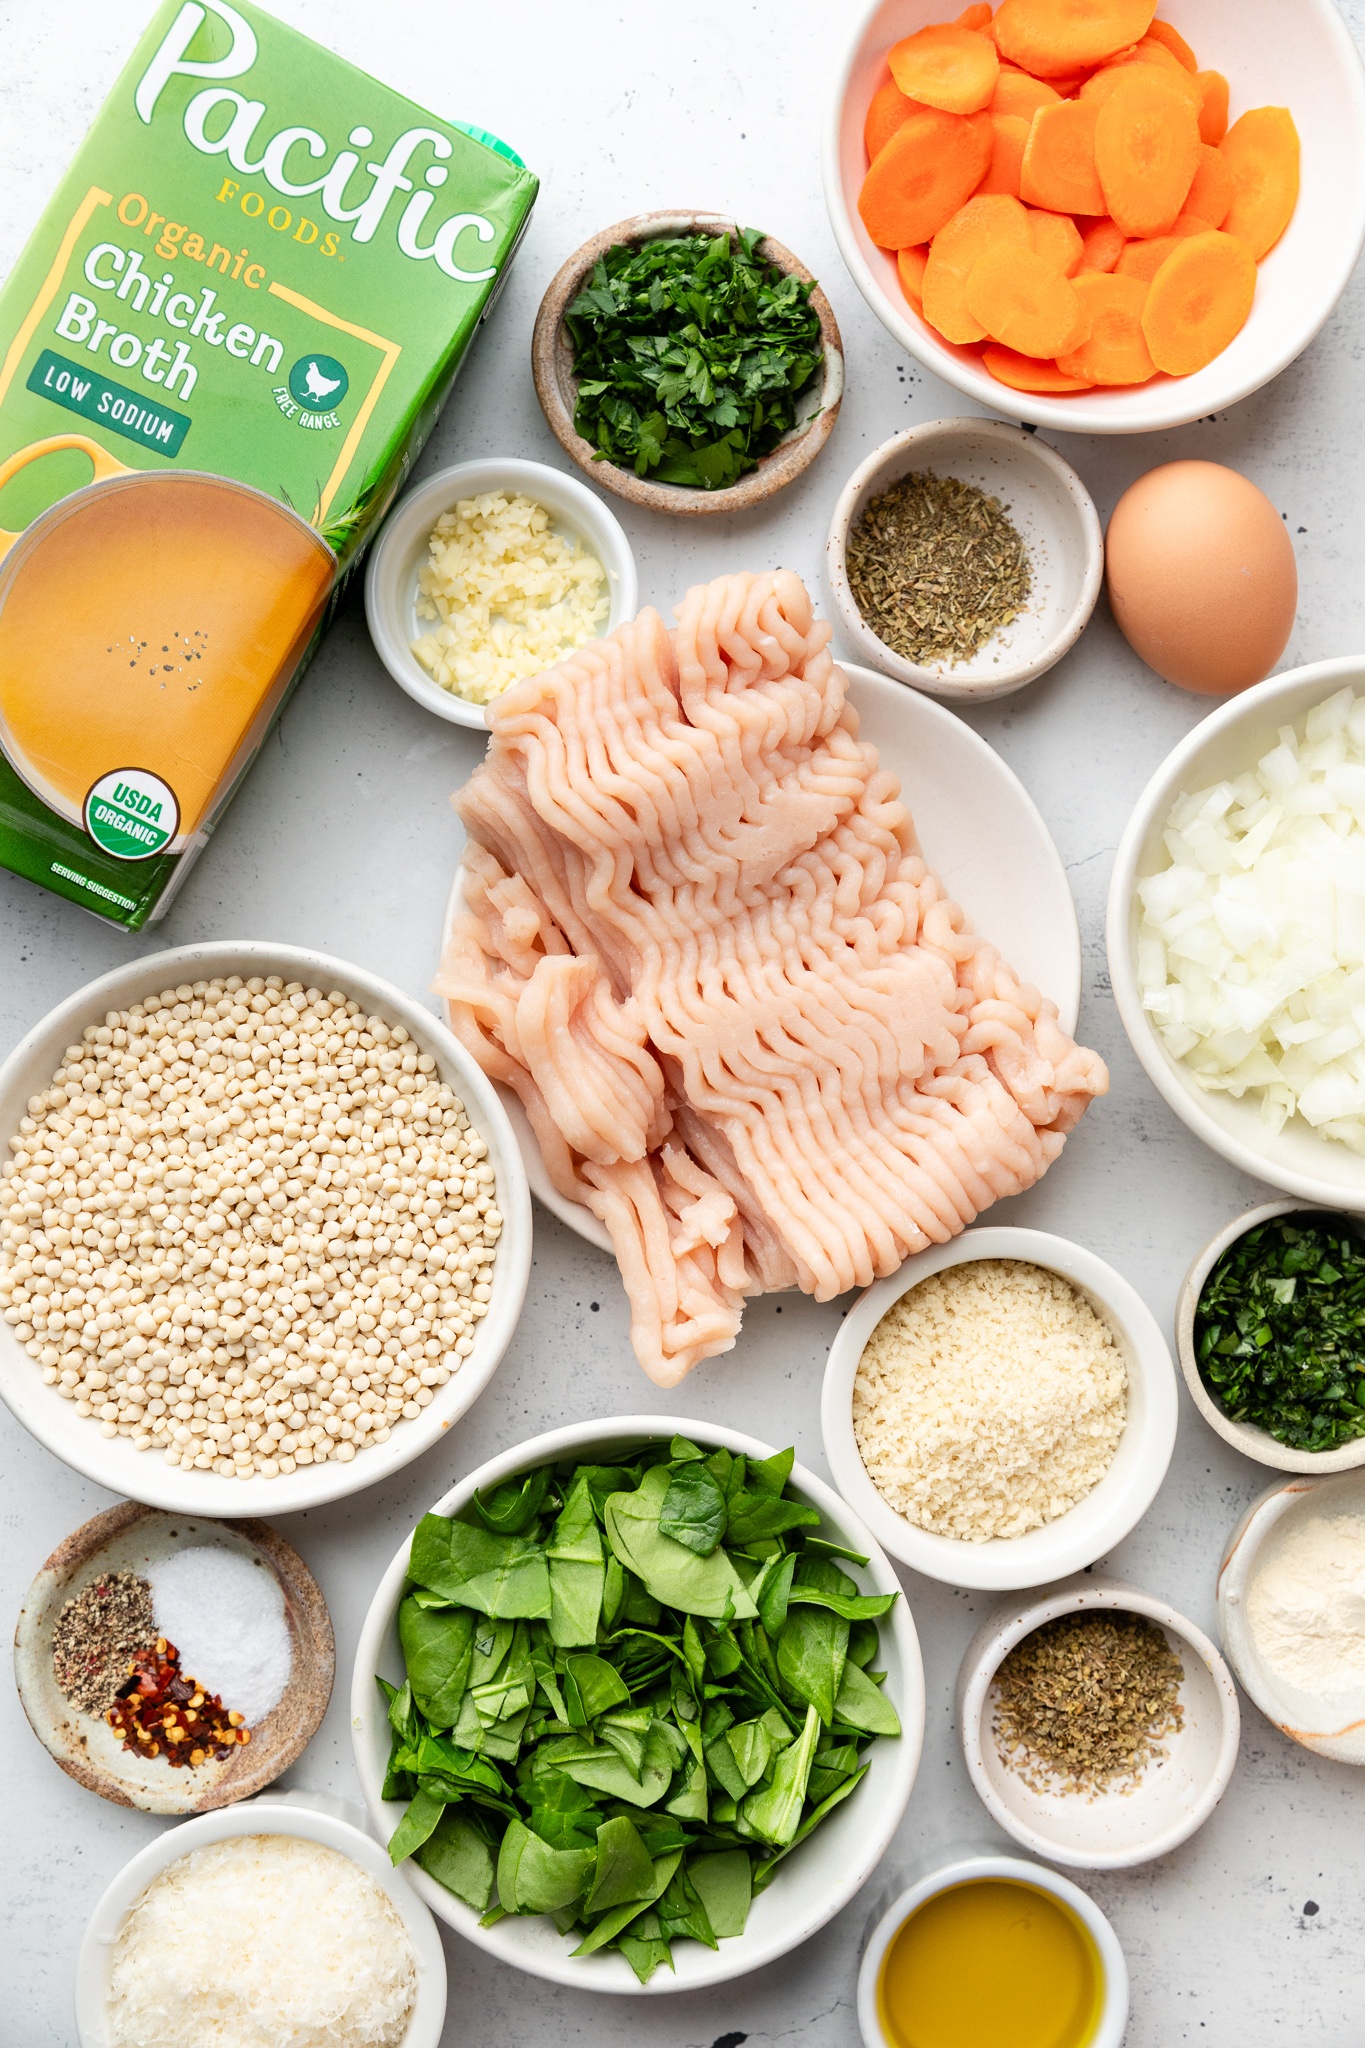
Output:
1177,1202,1365,1474
957,1578,1240,1871
531,213,844,516
825,418,1102,703
350,1414,924,1992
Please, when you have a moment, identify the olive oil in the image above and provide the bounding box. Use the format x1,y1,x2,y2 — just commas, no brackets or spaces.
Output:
878,1878,1104,2048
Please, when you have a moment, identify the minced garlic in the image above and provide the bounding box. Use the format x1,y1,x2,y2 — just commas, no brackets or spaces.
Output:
411,489,609,704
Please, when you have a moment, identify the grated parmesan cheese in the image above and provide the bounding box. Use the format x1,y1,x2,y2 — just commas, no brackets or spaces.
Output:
852,1259,1127,1542
107,1835,418,2048
411,489,609,704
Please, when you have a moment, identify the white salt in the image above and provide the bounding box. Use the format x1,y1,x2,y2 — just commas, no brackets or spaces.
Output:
147,1546,292,1726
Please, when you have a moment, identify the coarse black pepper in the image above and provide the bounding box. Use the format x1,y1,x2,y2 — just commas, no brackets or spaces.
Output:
51,1569,155,1717
992,1610,1185,1796
845,470,1032,669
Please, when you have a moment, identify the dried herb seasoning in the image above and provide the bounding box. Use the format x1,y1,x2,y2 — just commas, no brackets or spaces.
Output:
1195,1214,1365,1452
845,471,1032,669
993,1611,1184,1796
565,229,824,491
51,1569,155,1717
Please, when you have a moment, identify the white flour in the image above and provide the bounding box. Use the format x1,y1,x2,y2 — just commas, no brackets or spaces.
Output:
1247,1511,1365,1698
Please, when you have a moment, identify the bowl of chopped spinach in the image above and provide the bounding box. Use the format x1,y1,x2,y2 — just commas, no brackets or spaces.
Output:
1179,1202,1365,1471
531,213,843,515
350,1416,922,1992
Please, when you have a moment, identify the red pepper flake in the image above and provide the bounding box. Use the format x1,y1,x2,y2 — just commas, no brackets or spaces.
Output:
105,1638,251,1767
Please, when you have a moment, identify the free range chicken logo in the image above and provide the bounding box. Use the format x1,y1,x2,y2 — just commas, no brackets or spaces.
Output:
287,352,350,414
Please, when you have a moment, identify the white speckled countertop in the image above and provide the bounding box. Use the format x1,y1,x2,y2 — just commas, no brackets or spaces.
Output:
3,3,1365,2041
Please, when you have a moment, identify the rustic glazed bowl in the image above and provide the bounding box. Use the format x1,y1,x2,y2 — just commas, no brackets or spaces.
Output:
1175,1201,1365,1474
14,1500,333,1813
531,210,844,516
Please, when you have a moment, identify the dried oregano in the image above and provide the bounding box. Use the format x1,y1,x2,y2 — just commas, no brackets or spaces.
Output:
845,469,1031,669
992,1611,1185,1796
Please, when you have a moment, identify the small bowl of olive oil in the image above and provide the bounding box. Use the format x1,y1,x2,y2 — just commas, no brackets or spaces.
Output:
857,1852,1128,2048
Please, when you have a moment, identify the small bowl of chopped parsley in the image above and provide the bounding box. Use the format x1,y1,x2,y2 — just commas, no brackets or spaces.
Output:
532,212,843,515
1179,1202,1365,1472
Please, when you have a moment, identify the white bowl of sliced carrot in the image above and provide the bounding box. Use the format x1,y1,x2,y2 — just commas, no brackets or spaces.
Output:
823,0,1365,433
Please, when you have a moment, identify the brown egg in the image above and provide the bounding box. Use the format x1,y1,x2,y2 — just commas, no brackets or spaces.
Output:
1105,460,1298,695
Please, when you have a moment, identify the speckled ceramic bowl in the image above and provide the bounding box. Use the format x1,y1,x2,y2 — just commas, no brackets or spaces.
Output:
14,1500,333,1813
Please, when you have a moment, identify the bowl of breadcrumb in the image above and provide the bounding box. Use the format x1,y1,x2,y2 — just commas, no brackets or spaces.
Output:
0,941,531,1516
821,1227,1178,1590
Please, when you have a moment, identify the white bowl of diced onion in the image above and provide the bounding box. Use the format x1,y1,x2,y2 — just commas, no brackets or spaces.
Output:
365,457,639,730
74,1791,447,2047
1108,658,1365,1210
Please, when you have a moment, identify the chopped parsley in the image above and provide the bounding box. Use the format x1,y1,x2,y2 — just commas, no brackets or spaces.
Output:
1194,1214,1365,1451
565,228,824,491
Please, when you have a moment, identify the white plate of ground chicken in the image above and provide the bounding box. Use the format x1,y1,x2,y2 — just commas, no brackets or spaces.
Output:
440,661,1083,1256
821,1227,1179,1591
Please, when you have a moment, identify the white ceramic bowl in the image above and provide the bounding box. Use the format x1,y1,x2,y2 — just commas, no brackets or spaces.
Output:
442,659,1083,1252
364,457,639,729
0,941,531,1515
351,1415,925,1994
1107,657,1365,1209
824,0,1365,435
957,1578,1241,1869
826,420,1102,702
822,1227,1179,1591
74,1791,447,2048
1176,1200,1365,1474
1218,1469,1365,1764
856,1850,1129,2048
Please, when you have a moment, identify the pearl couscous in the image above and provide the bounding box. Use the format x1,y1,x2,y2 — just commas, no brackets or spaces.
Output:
0,974,500,1479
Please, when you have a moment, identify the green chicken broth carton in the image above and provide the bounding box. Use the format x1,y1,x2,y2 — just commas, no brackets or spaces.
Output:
0,0,536,928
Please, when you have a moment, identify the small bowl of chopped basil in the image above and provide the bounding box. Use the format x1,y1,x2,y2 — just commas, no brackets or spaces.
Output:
825,419,1103,704
531,213,844,516
350,1416,923,1993
1178,1202,1365,1473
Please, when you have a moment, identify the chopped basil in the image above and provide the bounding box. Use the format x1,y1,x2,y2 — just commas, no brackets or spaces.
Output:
1195,1213,1365,1451
378,1439,898,1979
565,228,824,491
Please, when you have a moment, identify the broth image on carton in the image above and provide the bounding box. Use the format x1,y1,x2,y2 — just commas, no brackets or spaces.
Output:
0,0,537,928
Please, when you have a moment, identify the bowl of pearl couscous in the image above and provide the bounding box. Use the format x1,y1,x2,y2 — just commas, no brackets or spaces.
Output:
0,941,531,1515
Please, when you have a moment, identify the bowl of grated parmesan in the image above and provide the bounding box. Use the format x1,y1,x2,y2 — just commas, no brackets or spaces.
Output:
365,457,638,730
821,1228,1179,1591
75,1792,447,2048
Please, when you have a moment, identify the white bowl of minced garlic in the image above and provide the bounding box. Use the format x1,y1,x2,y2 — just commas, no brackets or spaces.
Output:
365,456,638,730
821,1227,1179,1592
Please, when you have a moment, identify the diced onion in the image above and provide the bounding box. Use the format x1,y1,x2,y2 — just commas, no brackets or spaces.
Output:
1136,687,1365,1152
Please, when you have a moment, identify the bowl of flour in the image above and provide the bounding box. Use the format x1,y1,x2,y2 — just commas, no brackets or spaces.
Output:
1219,1470,1365,1765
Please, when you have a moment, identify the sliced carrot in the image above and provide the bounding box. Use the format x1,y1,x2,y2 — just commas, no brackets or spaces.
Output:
1094,69,1200,238
993,0,1157,79
1027,207,1084,275
977,112,1031,196
965,242,1091,357
1114,214,1205,282
983,343,1095,392
1221,107,1301,260
992,66,1061,118
1080,218,1128,272
1185,144,1233,229
889,24,1000,115
1044,73,1091,97
1057,271,1156,382
858,106,994,249
1129,35,1192,77
1196,70,1230,147
865,75,916,163
957,3,995,26
1142,229,1258,373
1080,57,1199,113
923,194,1032,342
1144,18,1197,71
1020,99,1105,214
897,244,930,311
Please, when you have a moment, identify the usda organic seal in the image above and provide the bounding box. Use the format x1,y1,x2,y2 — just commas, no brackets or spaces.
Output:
83,769,179,860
